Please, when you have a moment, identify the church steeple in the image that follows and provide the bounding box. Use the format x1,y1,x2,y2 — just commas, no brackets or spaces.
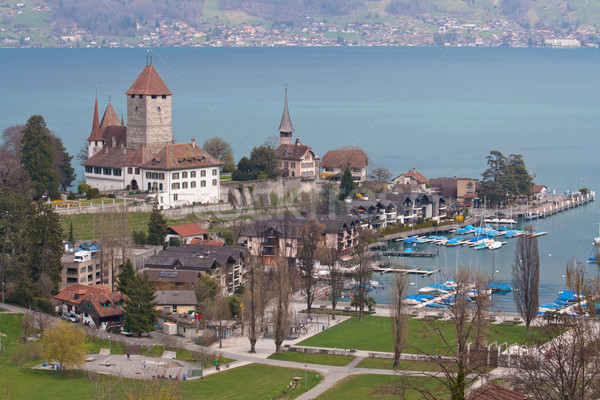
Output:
87,99,104,158
278,88,294,146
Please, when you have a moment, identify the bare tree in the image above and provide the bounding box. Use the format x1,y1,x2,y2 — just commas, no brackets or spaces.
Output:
390,272,408,368
352,227,374,322
512,227,540,333
369,166,392,183
512,317,600,400
242,254,268,353
566,257,600,316
202,296,230,349
321,246,343,320
271,256,292,354
296,218,324,316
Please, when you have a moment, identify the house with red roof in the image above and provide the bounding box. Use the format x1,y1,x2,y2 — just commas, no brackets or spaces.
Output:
320,149,369,184
82,62,223,207
274,89,319,179
393,168,429,192
53,284,126,331
167,223,209,244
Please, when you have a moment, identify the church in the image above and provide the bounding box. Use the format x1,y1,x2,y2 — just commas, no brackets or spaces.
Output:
83,62,223,208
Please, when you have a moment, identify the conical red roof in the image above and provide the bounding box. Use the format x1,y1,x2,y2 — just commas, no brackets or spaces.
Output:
87,99,102,141
100,102,121,132
125,65,172,96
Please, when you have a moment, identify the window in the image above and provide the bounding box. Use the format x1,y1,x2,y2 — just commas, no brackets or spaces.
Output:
173,194,178,201
148,183,151,191
86,303,90,309
182,172,188,179
172,172,179,180
135,168,140,175
84,312,89,317
201,181,206,187
113,168,122,176
103,168,112,175
212,169,217,176
152,172,158,179
127,167,133,174
190,171,196,178
85,166,93,173
291,162,296,168
159,183,163,190
284,162,289,168
146,172,151,179
130,94,135,99
292,171,295,177
94,167,101,174
212,179,217,186
159,173,164,180
138,95,143,99
162,95,167,99
171,183,180,190
182,182,188,189
151,95,157,99
200,170,206,177
135,106,138,112
157,107,161,112
191,181,196,188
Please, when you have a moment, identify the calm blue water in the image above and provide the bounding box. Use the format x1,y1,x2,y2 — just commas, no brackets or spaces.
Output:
1,47,599,311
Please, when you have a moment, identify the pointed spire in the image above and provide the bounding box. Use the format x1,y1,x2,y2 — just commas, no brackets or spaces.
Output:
87,99,102,141
125,65,172,95
121,113,125,126
100,100,121,132
278,87,295,133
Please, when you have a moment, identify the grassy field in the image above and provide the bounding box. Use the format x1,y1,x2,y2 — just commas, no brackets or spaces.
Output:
356,357,456,372
298,316,549,354
267,352,355,366
316,374,447,400
0,313,318,399
184,364,321,399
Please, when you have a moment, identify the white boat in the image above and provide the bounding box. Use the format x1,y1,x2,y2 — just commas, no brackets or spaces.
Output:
487,241,503,250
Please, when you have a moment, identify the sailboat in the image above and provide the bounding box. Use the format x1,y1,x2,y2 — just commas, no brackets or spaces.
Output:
587,218,600,263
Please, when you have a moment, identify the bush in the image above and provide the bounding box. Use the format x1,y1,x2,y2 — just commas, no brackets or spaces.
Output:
107,193,116,199
133,230,147,245
32,297,55,315
168,237,181,247
67,191,76,200
86,188,100,199
77,182,91,195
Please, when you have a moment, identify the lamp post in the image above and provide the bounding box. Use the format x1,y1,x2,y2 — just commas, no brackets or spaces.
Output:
304,364,307,390
108,335,111,353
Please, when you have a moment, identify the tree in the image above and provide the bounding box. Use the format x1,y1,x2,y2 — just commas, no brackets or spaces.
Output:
296,219,324,315
124,272,158,336
352,227,374,322
321,247,343,320
202,296,230,349
116,259,136,296
202,137,234,169
50,134,76,191
68,222,74,245
272,259,292,354
196,274,219,304
0,125,30,195
20,115,59,200
369,166,392,183
43,321,89,371
339,168,356,200
390,272,408,368
147,198,168,247
512,317,600,400
512,227,540,333
249,145,279,179
242,254,268,353
317,182,343,215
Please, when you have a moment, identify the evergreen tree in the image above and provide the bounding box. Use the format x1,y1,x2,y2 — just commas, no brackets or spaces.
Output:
339,168,356,200
147,198,168,246
68,222,74,245
124,272,158,336
116,259,136,296
50,135,76,191
20,115,59,200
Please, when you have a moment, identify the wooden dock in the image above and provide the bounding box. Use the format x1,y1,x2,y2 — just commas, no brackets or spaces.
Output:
372,266,440,276
376,250,438,258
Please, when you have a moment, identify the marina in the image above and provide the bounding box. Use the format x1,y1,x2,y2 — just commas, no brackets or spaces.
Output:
372,266,440,276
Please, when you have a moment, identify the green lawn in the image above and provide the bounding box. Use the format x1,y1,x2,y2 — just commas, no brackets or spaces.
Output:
0,314,318,399
298,316,549,355
356,357,452,372
316,374,447,400
183,364,321,400
267,351,355,366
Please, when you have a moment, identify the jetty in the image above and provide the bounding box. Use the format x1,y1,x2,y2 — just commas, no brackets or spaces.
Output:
376,250,438,258
372,266,440,276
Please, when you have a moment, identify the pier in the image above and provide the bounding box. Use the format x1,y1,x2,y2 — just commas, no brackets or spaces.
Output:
372,266,440,276
375,250,438,258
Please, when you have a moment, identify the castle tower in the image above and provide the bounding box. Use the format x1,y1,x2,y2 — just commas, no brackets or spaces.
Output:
87,99,104,158
278,88,295,146
125,63,173,154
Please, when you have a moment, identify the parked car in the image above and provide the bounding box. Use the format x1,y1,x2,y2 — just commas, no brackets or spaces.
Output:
61,311,79,323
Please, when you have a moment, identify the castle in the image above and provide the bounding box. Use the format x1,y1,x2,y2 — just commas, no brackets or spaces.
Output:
83,62,223,208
